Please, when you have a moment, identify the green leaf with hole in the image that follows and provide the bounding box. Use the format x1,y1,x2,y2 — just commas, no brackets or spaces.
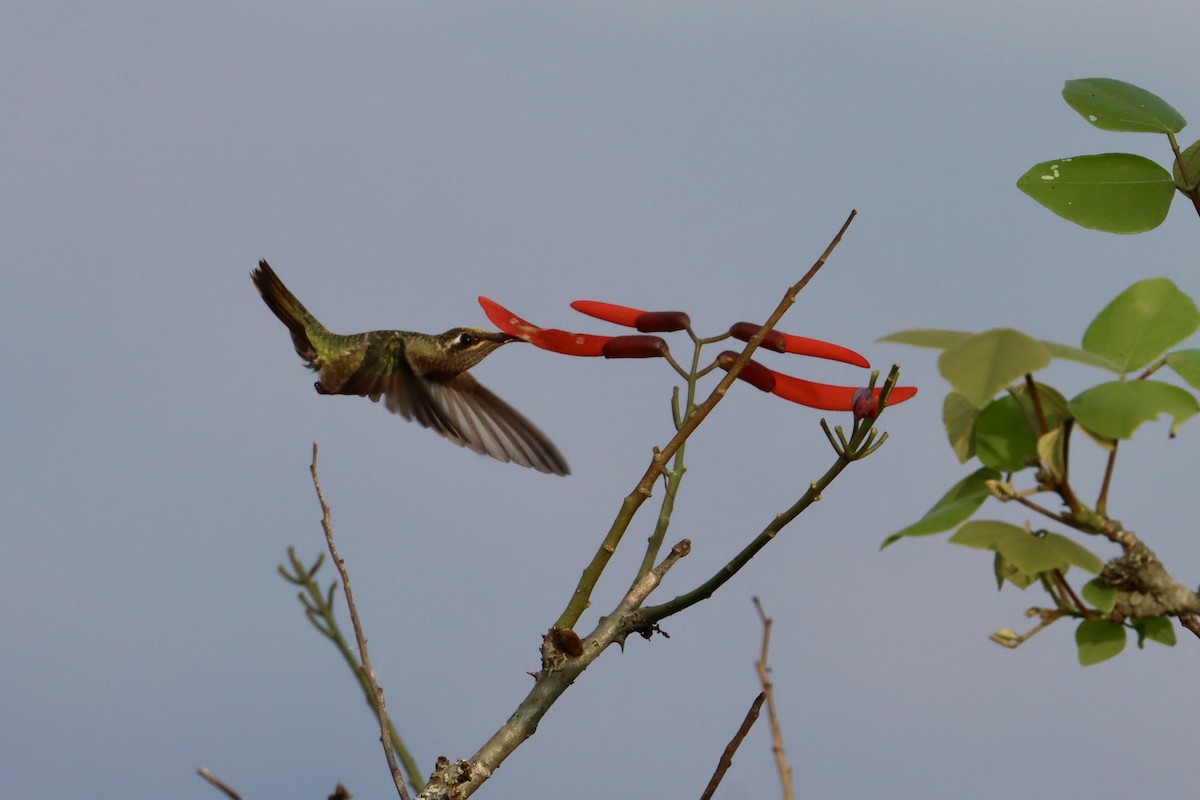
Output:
1043,533,1102,574
1082,579,1118,613
1166,349,1200,389
1062,78,1186,134
1070,380,1199,439
938,329,1051,409
1083,278,1200,371
1017,154,1174,233
881,468,999,548
1133,617,1176,648
944,392,978,463
974,396,1038,472
1076,620,1126,665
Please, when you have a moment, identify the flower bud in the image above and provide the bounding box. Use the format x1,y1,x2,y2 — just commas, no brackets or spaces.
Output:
634,310,691,333
716,351,777,392
852,387,879,420
601,335,669,359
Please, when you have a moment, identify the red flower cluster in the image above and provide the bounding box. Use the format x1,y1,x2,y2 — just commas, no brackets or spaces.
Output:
478,297,917,414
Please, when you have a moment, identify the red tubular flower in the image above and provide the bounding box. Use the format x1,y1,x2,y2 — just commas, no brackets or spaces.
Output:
571,300,690,333
480,296,614,356
717,351,917,411
570,300,642,327
479,297,668,359
728,322,870,367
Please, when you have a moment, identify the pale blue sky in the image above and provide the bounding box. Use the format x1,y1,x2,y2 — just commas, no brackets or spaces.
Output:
5,3,1200,798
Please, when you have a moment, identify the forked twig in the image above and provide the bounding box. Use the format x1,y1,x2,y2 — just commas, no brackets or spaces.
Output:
311,444,411,800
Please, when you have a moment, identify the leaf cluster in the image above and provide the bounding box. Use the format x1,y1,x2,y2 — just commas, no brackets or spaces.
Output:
882,277,1200,664
1017,78,1200,232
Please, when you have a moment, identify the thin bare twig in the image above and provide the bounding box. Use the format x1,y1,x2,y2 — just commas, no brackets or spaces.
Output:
197,768,244,800
1050,569,1093,620
753,598,794,800
277,549,424,790
699,693,766,800
1096,440,1118,517
310,444,411,800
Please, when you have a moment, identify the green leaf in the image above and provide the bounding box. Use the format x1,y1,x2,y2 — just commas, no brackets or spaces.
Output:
1082,579,1118,613
1062,78,1186,134
1010,381,1071,430
881,468,999,548
1172,139,1200,191
994,552,1037,590
974,396,1039,472
1083,278,1200,371
949,519,1024,550
1076,620,1127,665
938,329,1052,409
1037,429,1065,480
951,523,1088,577
1070,380,1200,439
1132,617,1177,648
879,329,972,349
882,331,1124,372
1016,154,1175,233
1166,349,1200,389
1043,533,1103,574
1041,340,1123,372
943,392,978,463
995,532,1069,575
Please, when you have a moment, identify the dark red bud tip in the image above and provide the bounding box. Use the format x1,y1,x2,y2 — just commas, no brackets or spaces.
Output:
601,335,668,359
716,350,776,392
635,310,691,333
728,322,788,352
570,300,645,327
852,387,879,420
550,627,584,658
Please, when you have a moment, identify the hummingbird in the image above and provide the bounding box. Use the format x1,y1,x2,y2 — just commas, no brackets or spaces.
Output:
251,260,569,476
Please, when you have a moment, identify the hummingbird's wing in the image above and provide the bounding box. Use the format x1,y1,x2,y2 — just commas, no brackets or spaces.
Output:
426,374,571,476
338,338,570,476
335,336,463,441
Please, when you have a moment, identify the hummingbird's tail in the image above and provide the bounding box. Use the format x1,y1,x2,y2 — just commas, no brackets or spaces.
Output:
251,260,325,368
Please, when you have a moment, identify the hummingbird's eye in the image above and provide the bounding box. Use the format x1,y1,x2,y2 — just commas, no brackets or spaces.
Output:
456,332,476,348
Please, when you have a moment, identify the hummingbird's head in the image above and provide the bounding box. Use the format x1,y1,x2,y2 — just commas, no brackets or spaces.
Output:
433,327,519,373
